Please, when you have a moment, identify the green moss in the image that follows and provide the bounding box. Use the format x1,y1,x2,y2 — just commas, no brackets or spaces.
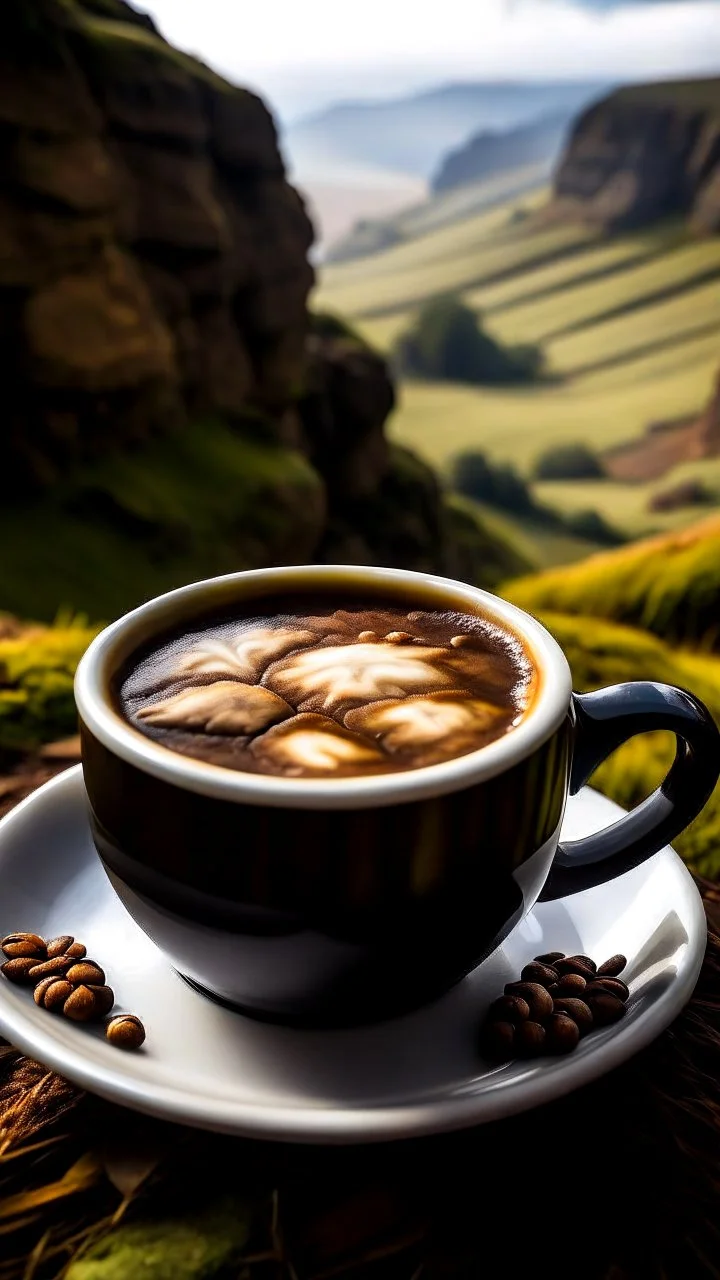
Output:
505,516,720,648
66,1198,253,1280
73,13,234,90
0,616,100,754
0,418,324,622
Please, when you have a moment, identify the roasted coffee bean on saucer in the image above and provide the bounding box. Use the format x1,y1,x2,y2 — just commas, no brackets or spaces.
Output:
1,932,47,960
488,995,530,1025
552,997,593,1035
585,977,629,1003
106,1014,146,1050
504,981,553,1021
46,935,86,960
480,948,632,1062
545,1012,580,1054
520,961,558,987
1,957,39,984
586,993,626,1026
0,925,144,1049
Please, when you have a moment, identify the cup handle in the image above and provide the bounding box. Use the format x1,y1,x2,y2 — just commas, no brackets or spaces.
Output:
540,682,720,901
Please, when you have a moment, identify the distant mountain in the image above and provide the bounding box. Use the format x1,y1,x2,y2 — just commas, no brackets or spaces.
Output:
432,114,570,194
283,80,610,183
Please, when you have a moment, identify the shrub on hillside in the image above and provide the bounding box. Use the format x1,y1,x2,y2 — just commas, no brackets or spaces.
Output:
534,443,605,480
395,295,542,385
563,508,625,546
450,451,625,545
450,451,536,515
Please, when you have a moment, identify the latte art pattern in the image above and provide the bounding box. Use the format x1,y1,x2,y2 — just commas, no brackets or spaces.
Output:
119,597,533,778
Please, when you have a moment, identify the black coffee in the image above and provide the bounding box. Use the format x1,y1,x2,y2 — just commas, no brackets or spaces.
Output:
118,595,534,778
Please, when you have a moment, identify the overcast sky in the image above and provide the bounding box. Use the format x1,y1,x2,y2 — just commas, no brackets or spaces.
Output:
141,0,720,119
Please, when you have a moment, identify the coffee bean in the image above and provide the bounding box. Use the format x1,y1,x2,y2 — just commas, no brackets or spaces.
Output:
46,935,86,960
63,985,100,1022
515,1021,546,1057
597,954,627,977
551,973,587,997
1,932,46,960
545,1012,580,1055
552,997,594,1035
554,957,596,980
480,1021,516,1061
487,995,530,1025
1,957,38,984
106,1014,146,1051
34,978,74,1012
504,982,554,1021
585,978,629,1003
520,962,558,987
66,961,105,986
534,952,565,965
587,994,626,1026
27,955,73,981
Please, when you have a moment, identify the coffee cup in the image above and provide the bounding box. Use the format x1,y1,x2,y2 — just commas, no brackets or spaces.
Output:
74,565,720,1026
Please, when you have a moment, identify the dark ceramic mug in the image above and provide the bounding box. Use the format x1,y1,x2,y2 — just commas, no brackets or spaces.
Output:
74,565,720,1027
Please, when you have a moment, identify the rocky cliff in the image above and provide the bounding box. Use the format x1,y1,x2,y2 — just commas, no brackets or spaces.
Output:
0,0,509,621
551,78,720,232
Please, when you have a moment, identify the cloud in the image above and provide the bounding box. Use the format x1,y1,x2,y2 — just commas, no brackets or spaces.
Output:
143,0,720,118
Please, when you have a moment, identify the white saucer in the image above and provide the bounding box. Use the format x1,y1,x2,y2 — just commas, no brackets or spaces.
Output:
0,766,706,1144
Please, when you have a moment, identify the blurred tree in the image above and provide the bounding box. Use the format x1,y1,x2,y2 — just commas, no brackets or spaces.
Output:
534,443,605,480
395,295,542,385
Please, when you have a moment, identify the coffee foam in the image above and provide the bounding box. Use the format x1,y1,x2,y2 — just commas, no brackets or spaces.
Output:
264,641,461,713
344,691,507,756
119,599,533,778
136,681,293,736
249,714,385,775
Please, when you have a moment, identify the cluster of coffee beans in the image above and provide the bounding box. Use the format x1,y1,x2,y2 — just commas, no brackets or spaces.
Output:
1,932,145,1050
480,951,629,1061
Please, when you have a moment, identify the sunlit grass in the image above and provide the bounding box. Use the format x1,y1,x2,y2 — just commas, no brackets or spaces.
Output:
505,515,720,647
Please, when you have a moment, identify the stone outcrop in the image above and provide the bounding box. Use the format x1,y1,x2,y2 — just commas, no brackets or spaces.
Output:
0,0,505,620
550,79,720,232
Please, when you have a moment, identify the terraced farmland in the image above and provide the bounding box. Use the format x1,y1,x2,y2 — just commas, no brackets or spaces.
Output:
316,189,720,543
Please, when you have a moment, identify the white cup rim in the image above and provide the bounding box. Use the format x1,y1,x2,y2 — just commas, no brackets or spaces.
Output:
74,565,572,810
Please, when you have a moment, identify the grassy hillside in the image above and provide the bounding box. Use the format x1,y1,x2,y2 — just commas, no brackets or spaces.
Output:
534,610,720,878
505,514,720,648
316,191,720,545
0,418,325,623
0,614,100,755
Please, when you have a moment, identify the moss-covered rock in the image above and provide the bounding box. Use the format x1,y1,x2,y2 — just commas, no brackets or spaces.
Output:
65,1198,253,1280
0,419,326,623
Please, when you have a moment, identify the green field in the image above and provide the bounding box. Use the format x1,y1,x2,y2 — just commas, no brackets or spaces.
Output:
317,188,720,544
